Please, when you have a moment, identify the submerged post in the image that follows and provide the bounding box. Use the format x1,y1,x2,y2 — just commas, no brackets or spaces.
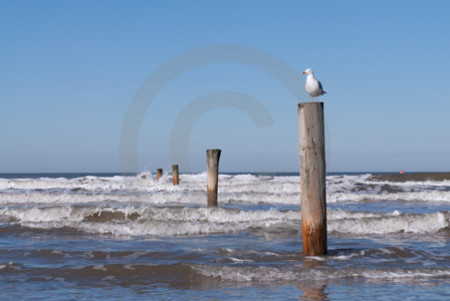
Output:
206,149,221,207
172,164,179,186
298,102,327,256
157,168,163,180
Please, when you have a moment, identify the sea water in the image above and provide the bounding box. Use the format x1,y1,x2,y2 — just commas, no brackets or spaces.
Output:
0,172,448,300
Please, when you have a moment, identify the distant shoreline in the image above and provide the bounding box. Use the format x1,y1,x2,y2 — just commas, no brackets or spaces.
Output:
1,171,450,180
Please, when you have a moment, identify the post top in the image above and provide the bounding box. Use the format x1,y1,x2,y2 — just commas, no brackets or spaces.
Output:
298,102,324,111
298,101,324,106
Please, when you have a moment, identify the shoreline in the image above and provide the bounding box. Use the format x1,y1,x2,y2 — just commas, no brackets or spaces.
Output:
1,171,450,180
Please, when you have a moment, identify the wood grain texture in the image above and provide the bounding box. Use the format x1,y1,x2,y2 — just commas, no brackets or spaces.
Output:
206,149,221,207
298,102,327,256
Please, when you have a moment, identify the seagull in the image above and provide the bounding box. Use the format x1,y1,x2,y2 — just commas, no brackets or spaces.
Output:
302,68,326,101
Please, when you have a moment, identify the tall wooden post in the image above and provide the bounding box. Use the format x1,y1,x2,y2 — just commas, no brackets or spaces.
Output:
157,168,163,180
172,164,179,186
298,102,327,256
206,149,221,207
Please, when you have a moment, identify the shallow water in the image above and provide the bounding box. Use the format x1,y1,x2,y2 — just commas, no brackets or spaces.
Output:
0,172,449,300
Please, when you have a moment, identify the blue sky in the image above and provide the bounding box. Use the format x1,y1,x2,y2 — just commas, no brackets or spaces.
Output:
1,1,449,173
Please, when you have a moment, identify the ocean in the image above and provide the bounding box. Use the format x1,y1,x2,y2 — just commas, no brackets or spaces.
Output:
0,172,448,300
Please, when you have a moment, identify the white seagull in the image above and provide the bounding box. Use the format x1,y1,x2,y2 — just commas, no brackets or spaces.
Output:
302,68,326,101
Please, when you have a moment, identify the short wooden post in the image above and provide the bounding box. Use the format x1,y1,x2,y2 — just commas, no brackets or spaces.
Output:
172,164,179,186
206,149,221,207
157,168,163,180
298,102,327,256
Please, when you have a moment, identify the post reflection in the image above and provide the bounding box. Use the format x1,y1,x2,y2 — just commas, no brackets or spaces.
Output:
298,284,328,301
297,257,329,301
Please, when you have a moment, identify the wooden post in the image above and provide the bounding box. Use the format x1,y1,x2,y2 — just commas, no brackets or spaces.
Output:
206,149,221,207
157,168,163,180
172,164,179,186
298,102,327,256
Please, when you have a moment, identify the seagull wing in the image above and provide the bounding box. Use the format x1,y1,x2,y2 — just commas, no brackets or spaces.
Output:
318,80,326,94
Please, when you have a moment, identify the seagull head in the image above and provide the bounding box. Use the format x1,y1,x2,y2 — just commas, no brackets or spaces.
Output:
302,68,313,75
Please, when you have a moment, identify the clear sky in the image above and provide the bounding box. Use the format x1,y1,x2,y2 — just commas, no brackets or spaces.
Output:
1,0,449,173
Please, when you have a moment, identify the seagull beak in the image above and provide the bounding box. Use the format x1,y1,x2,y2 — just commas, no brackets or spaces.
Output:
302,71,306,74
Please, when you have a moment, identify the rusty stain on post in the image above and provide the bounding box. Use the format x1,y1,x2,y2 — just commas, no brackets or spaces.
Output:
206,149,221,207
172,164,179,186
298,102,327,256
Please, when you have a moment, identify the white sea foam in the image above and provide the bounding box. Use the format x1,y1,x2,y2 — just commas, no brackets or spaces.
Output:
229,257,254,263
1,206,447,236
0,206,298,236
191,264,450,282
1,173,449,206
306,251,365,261
93,265,107,271
0,173,448,236
328,191,450,203
328,211,449,234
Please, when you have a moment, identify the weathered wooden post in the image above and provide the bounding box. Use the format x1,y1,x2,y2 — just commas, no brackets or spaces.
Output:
206,149,221,206
157,168,163,180
298,102,327,256
172,164,179,186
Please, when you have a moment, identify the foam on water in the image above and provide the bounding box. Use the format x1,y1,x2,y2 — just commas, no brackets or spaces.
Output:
329,210,449,234
0,173,448,299
1,173,449,207
328,191,450,203
0,173,448,236
0,206,297,236
1,205,447,236
191,264,450,282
